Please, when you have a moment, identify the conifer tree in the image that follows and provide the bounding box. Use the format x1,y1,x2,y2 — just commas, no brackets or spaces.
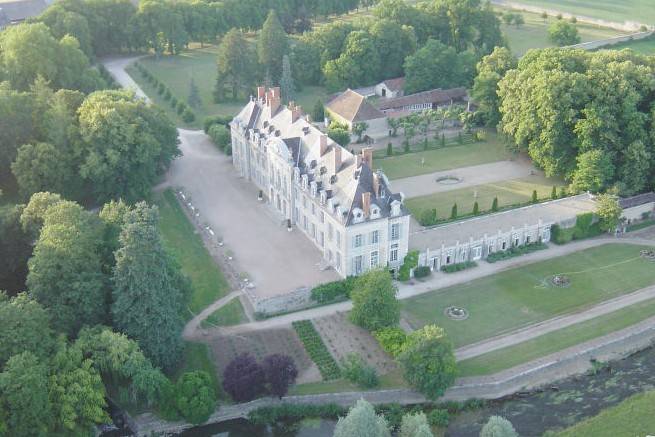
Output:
257,10,288,83
279,54,295,103
491,197,499,212
450,203,458,219
187,77,201,109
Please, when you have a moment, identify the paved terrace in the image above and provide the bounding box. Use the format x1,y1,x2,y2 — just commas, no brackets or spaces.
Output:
409,193,597,250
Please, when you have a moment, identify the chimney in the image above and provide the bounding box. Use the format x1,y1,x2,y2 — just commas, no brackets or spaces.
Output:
267,88,280,114
257,86,266,100
319,134,328,156
373,173,380,198
334,146,342,172
362,192,371,218
362,147,373,168
291,104,302,123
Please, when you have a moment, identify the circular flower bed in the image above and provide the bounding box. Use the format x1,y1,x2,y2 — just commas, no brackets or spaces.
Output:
551,275,571,288
444,306,469,321
436,175,462,185
640,249,655,261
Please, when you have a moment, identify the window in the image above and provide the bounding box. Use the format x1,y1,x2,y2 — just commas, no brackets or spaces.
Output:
311,223,316,239
354,234,363,248
370,250,379,268
311,203,316,215
390,244,399,262
303,215,308,231
336,252,342,271
526,234,531,244
472,246,482,260
354,256,363,274
391,223,400,240
320,211,325,223
371,230,379,244
501,241,507,250
303,195,307,208
320,232,325,247
336,231,341,248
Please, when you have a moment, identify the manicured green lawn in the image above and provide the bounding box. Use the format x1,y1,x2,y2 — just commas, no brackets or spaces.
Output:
499,9,625,56
600,36,655,54
127,44,329,129
506,0,654,25
458,298,655,376
157,188,230,318
200,298,248,328
554,389,655,437
375,133,511,180
402,244,655,348
405,175,562,220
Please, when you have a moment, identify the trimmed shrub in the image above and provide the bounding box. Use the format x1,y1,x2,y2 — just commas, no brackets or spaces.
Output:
450,203,458,219
174,371,216,424
341,353,379,388
486,242,547,263
182,109,196,123
208,124,231,150
203,115,233,133
373,327,407,358
531,189,538,203
441,261,477,273
419,208,437,226
310,276,357,304
551,185,557,199
491,197,498,212
413,266,431,279
428,408,449,427
473,201,479,215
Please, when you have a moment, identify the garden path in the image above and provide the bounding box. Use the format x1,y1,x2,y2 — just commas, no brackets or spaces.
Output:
182,290,243,340
391,158,537,199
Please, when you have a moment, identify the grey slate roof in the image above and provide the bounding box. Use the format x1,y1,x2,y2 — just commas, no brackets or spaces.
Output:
619,192,655,209
233,97,409,226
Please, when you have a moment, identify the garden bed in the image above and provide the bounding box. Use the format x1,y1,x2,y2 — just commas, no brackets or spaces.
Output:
486,242,548,263
292,320,341,380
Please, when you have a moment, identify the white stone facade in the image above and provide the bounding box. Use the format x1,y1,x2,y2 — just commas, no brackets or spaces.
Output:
231,87,411,278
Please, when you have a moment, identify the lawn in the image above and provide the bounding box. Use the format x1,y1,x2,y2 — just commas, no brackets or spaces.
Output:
175,342,226,400
505,0,654,26
401,244,655,348
375,133,511,180
499,9,625,56
458,298,655,376
554,389,655,437
127,44,329,129
599,35,655,54
200,298,248,328
405,175,562,220
156,188,231,318
289,369,407,395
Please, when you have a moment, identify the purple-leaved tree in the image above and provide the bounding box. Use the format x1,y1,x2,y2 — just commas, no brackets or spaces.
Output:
222,353,265,402
263,354,298,398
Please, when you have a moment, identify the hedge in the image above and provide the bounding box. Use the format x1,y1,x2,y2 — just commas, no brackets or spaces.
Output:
292,320,340,380
551,213,603,245
203,114,233,133
441,261,477,273
413,265,431,278
486,242,547,263
310,276,357,304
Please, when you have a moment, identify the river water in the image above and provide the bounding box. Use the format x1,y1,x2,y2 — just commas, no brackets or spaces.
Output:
113,346,655,436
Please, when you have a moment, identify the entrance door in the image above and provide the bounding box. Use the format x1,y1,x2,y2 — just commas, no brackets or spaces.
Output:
431,257,440,271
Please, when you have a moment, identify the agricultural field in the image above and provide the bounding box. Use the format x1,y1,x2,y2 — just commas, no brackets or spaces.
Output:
499,9,625,56
555,389,655,437
401,244,655,348
156,189,232,317
405,175,562,220
458,298,655,376
506,0,654,25
375,133,511,180
127,44,329,129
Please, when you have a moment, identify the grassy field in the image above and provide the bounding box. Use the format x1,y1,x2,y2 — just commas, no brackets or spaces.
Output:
506,0,654,25
599,36,655,54
458,298,655,376
127,44,329,129
375,133,512,180
554,389,655,437
200,298,248,328
157,188,232,317
401,244,655,348
499,9,625,56
405,175,562,220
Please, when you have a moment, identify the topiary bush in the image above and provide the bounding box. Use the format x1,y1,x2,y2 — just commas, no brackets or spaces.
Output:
398,250,419,281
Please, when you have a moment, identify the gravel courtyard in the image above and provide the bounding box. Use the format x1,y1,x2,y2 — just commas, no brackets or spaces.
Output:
166,129,340,298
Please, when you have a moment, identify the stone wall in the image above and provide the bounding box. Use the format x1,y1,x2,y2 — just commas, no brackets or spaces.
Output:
247,286,314,316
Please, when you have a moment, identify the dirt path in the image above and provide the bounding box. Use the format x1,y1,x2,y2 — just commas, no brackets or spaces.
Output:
183,291,243,340
391,158,538,199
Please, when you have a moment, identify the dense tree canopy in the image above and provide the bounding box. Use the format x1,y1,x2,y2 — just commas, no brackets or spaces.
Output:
548,20,580,46
333,398,391,437
350,270,400,331
0,205,31,294
111,203,188,371
214,28,256,101
498,48,655,195
471,46,517,127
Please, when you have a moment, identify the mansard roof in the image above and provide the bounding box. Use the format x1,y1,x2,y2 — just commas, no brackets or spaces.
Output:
231,91,408,226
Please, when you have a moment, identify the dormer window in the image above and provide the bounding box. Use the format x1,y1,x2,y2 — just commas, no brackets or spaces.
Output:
391,201,401,217
370,205,380,219
327,198,334,212
330,175,338,184
352,208,364,224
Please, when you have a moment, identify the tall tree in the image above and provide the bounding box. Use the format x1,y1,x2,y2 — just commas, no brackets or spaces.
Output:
350,270,399,331
214,28,256,100
11,143,71,200
323,30,381,92
596,193,622,232
76,89,180,203
570,149,614,193
111,203,187,371
0,293,55,368
369,19,417,80
0,206,32,294
279,54,295,103
471,47,517,127
174,371,216,424
263,354,298,398
26,200,107,336
333,398,391,437
548,20,580,46
222,353,265,402
257,10,288,83
398,325,457,400
0,352,52,437
0,84,34,187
